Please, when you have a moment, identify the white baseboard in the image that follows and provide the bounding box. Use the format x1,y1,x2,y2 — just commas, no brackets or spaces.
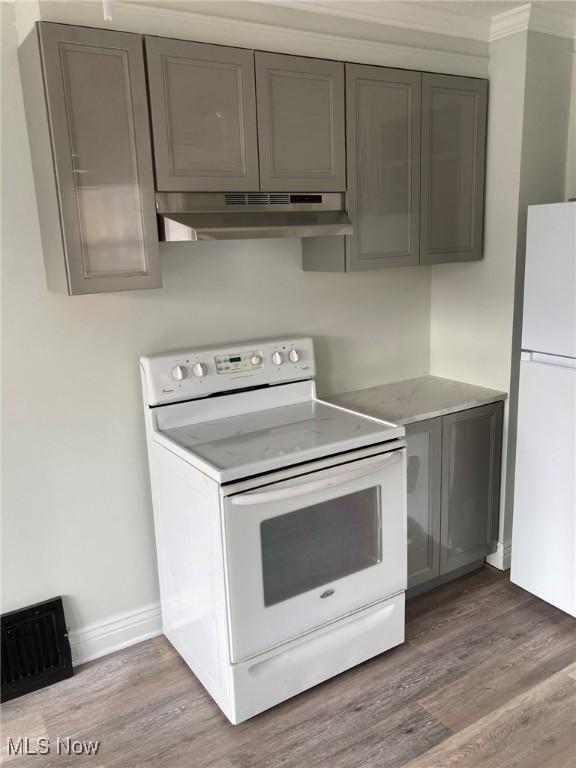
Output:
68,603,162,666
486,540,512,571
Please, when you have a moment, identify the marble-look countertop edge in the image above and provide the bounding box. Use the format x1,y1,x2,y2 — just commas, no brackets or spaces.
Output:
326,376,507,427
393,392,507,426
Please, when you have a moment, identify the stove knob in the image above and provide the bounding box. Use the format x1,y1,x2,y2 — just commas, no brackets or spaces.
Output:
193,362,207,378
171,365,187,381
289,349,300,363
272,351,283,366
251,355,262,366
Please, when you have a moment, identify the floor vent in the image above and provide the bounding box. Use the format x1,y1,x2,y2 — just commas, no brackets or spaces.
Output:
1,597,73,702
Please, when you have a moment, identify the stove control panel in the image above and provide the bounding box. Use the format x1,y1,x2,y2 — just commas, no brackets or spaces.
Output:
140,337,315,406
215,351,262,375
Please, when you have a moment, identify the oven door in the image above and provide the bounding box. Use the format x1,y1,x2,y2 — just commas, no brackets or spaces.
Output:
222,449,406,662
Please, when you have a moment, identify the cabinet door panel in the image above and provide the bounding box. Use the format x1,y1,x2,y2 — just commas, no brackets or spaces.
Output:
36,23,160,293
440,403,502,574
346,65,421,270
421,74,487,264
146,37,259,191
406,418,442,589
256,52,345,191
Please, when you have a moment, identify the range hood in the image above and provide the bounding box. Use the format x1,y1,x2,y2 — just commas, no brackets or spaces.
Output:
156,192,353,241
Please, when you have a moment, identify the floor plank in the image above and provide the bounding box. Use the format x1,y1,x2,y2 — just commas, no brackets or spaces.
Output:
2,568,575,768
420,602,576,731
406,664,576,768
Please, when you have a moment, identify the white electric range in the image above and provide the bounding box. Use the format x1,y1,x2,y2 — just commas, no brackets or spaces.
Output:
140,337,407,724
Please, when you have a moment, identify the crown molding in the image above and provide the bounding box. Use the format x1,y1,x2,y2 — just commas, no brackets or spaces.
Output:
490,3,532,41
490,2,576,42
16,0,488,77
15,1,576,52
270,1,491,42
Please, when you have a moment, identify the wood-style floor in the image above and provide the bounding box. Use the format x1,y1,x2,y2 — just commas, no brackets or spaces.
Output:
2,567,575,767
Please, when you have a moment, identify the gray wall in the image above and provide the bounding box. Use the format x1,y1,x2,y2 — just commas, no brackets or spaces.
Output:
1,4,430,631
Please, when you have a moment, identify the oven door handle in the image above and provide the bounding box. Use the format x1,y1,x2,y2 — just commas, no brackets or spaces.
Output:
230,450,402,506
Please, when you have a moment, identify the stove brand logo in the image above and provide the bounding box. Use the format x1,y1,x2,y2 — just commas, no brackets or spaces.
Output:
6,737,101,757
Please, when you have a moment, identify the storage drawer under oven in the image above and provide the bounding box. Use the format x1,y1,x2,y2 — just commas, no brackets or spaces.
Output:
221,449,407,662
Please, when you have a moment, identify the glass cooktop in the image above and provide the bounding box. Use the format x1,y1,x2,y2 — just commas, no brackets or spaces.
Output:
161,399,401,480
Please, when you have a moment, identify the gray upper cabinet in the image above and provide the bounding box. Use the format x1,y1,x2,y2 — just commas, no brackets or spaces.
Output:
406,418,441,589
146,37,260,192
440,402,502,575
20,23,160,294
346,65,421,270
420,73,488,265
255,52,346,191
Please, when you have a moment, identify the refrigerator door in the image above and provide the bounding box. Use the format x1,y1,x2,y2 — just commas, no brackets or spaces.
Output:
522,202,576,359
511,354,576,616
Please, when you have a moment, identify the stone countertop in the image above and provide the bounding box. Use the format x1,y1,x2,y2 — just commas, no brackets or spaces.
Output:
327,375,507,426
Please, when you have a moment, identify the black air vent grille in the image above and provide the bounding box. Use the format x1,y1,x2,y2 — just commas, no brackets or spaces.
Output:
224,193,247,205
247,193,269,205
1,597,73,701
224,193,293,206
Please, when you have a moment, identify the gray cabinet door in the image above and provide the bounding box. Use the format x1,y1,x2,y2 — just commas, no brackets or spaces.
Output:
25,23,160,294
440,402,503,574
420,73,487,265
406,418,442,589
255,52,345,191
146,37,259,192
346,65,421,270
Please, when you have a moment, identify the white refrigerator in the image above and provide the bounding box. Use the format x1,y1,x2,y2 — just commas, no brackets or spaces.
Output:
511,202,576,616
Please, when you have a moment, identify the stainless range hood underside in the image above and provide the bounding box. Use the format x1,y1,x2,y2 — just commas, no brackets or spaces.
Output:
156,192,353,241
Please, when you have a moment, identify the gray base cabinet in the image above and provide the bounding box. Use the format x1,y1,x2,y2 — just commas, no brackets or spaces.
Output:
440,403,503,574
19,23,161,295
406,402,503,591
406,418,442,588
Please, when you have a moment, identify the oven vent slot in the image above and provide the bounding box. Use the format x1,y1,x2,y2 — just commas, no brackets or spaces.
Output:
1,597,73,702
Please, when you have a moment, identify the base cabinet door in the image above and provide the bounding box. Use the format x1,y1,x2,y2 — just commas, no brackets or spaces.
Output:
146,37,260,192
255,52,346,191
440,402,503,574
420,73,487,265
21,23,161,294
406,418,442,589
346,65,421,270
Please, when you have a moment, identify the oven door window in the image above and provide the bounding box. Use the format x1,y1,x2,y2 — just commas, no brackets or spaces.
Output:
260,486,382,607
